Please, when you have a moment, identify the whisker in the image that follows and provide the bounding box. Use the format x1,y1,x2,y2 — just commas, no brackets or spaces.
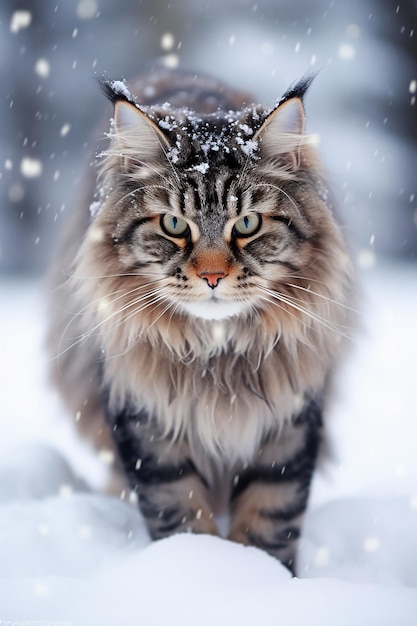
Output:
62,269,164,280
57,286,126,360
252,181,303,220
94,285,169,328
100,149,172,185
238,141,255,183
57,278,165,353
54,285,169,360
104,292,174,360
157,140,183,188
145,297,178,332
258,286,354,340
96,279,166,309
256,293,310,329
112,183,173,213
114,290,171,330
286,282,362,315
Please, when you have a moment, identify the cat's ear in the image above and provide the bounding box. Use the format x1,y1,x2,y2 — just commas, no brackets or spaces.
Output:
113,100,170,159
254,74,314,170
100,77,169,164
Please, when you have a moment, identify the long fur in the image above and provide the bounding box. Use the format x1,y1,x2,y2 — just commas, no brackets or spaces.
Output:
48,69,356,572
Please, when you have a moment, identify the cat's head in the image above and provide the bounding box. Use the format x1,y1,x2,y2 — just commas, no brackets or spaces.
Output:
75,74,353,354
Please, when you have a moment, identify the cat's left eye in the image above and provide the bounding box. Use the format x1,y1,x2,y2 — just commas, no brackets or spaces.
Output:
233,213,262,238
160,214,190,238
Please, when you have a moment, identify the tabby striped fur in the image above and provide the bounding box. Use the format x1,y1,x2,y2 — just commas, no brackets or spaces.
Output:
48,69,356,573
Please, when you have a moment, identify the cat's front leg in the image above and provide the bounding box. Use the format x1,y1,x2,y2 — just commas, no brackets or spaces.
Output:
228,398,322,574
108,404,218,539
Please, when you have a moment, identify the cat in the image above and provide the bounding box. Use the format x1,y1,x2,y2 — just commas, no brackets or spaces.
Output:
48,67,356,574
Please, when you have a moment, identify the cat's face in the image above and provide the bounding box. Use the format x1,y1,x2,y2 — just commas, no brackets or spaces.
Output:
79,80,351,341
106,155,315,322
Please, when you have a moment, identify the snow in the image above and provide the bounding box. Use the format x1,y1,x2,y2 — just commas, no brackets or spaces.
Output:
76,0,98,21
238,123,254,136
89,200,103,218
158,116,178,132
161,33,175,52
237,137,258,157
0,263,417,624
20,157,43,178
338,42,356,61
192,162,210,174
60,123,71,137
9,11,32,34
155,108,263,164
162,53,180,70
34,58,51,80
109,79,133,102
89,185,108,218
167,145,180,164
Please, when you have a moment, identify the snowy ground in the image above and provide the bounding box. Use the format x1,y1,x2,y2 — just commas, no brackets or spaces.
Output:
0,263,416,625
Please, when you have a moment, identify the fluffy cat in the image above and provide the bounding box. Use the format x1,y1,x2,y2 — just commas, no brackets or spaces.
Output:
48,68,356,574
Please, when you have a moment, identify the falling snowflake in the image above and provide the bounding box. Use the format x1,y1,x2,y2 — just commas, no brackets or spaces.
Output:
35,58,50,79
76,0,98,19
60,123,72,137
10,11,32,34
364,537,380,552
338,43,356,61
20,157,43,178
161,32,175,51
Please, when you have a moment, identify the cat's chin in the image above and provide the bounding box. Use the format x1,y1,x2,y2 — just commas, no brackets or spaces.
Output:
180,299,247,321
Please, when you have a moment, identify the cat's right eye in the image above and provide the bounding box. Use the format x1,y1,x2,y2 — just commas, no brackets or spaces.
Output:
233,213,262,238
160,214,190,238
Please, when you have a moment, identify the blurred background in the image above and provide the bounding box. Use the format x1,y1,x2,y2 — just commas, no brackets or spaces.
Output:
0,0,416,276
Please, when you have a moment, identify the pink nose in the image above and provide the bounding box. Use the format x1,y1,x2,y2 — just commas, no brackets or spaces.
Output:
199,271,227,289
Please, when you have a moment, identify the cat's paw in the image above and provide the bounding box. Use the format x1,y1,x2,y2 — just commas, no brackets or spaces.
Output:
228,525,297,575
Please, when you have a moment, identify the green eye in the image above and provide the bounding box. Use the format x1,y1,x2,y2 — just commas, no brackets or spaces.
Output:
233,213,261,238
160,214,190,238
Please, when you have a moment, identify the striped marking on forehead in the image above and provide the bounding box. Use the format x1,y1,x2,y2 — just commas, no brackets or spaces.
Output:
181,172,243,218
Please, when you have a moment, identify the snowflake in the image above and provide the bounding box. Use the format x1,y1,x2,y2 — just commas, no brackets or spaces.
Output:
10,11,32,34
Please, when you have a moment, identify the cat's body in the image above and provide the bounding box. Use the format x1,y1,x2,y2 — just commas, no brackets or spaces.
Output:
48,68,355,573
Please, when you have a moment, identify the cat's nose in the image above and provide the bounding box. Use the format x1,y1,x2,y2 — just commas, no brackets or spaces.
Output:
199,271,227,289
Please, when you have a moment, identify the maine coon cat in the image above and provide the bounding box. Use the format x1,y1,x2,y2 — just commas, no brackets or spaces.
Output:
48,68,355,574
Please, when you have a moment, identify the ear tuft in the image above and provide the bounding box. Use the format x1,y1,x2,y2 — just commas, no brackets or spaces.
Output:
277,72,317,108
98,76,171,165
98,76,137,107
254,73,317,169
